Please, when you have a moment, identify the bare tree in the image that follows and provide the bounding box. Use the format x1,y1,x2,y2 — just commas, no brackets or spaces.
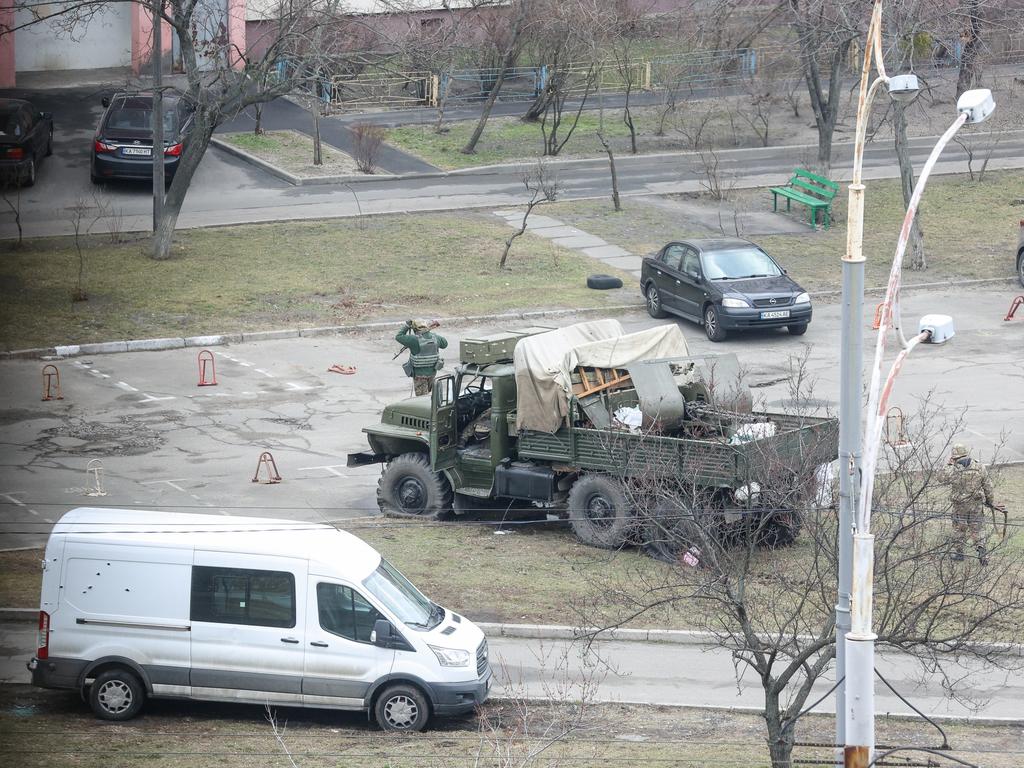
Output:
350,122,385,174
11,0,356,259
500,161,559,269
596,131,622,212
0,169,23,246
574,365,1024,768
738,71,782,147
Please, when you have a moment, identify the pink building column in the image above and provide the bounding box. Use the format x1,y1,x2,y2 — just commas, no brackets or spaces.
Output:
228,0,245,70
131,3,173,76
0,0,15,88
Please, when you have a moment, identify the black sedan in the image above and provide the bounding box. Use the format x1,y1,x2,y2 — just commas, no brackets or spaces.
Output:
641,238,812,342
91,90,194,184
0,98,53,187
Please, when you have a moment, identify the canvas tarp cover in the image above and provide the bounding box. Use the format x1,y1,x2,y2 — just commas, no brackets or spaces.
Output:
513,322,690,433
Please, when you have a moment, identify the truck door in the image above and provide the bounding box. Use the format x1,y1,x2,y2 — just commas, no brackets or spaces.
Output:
430,374,457,469
302,577,395,709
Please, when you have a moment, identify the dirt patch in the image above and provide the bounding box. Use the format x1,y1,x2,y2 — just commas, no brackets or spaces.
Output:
31,416,164,458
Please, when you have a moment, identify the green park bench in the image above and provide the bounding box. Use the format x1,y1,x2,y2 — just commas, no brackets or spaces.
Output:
769,169,840,230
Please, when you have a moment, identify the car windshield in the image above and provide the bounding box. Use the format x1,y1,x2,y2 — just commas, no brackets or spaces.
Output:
702,248,782,280
363,558,442,630
107,101,179,133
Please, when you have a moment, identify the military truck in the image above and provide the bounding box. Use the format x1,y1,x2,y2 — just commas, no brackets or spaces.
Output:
348,320,838,550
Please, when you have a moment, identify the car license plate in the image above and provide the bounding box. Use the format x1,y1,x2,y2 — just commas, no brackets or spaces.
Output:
760,310,790,319
121,147,151,156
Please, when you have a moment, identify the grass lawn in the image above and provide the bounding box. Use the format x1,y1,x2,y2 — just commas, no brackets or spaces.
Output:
219,130,364,178
0,211,633,350
4,685,1020,768
544,170,1024,291
5,464,1022,636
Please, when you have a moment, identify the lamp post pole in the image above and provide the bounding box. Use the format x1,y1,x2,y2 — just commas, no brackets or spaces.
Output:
836,1,886,761
152,0,164,236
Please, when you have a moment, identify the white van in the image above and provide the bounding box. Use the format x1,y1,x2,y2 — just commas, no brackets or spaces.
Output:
28,508,491,731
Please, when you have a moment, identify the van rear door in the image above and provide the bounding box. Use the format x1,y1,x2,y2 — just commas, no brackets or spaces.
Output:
190,553,307,705
302,576,395,708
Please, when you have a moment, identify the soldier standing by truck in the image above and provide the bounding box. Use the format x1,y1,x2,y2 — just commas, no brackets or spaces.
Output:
947,443,1004,565
396,320,448,396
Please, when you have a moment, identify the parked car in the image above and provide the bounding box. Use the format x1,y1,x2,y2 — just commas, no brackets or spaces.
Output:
1017,219,1023,288
641,238,812,342
29,507,491,732
91,91,194,184
0,98,53,187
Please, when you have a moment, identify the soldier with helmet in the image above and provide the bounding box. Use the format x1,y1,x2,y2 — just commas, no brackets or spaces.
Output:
946,443,1004,565
396,319,448,396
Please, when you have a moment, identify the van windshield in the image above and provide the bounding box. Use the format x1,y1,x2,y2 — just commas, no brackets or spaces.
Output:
363,558,442,631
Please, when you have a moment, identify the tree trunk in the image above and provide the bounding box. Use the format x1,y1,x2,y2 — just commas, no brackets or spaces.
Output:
763,692,795,768
894,102,926,270
311,102,322,166
623,85,637,155
463,54,512,154
153,110,214,260
254,104,263,136
499,199,537,268
597,131,621,212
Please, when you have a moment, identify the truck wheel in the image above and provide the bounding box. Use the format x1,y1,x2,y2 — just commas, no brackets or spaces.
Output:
377,453,453,520
375,683,430,732
568,475,633,549
754,508,803,548
88,668,145,721
641,499,701,562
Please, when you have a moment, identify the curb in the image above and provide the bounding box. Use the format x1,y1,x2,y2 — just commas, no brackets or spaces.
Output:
2,304,643,360
478,622,710,645
0,608,35,623
210,137,429,186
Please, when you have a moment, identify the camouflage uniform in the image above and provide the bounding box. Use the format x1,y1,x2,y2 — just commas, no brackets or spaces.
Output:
396,320,448,396
946,443,996,564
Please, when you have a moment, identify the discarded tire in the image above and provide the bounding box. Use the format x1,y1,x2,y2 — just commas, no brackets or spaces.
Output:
586,274,623,290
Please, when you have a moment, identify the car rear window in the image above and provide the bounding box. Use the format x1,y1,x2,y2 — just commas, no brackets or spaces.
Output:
0,107,27,141
106,100,179,133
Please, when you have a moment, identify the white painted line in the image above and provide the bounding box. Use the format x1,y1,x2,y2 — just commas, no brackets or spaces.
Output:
138,394,176,403
0,492,27,507
239,361,253,367
116,381,139,392
254,368,275,378
285,382,319,391
140,479,190,494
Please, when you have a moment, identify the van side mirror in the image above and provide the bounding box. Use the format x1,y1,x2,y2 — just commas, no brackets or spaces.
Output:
371,619,393,647
101,97,110,108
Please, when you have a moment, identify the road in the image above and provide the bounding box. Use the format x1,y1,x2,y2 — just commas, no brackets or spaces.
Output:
2,86,1023,239
0,284,1020,551
1,624,1020,720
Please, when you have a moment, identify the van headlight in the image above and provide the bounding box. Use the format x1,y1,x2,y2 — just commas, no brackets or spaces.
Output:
794,292,810,304
428,645,471,667
721,297,748,308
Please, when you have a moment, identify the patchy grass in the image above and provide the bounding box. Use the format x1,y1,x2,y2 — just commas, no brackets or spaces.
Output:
220,130,363,178
2,684,1020,768
0,549,42,608
545,171,1024,291
0,212,633,350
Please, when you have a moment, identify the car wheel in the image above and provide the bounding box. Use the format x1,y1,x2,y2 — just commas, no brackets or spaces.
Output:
645,283,667,318
22,157,36,187
88,668,145,721
704,304,727,342
375,684,430,732
377,453,453,519
1018,250,1024,289
567,474,634,549
90,172,104,185
788,323,808,336
45,129,54,157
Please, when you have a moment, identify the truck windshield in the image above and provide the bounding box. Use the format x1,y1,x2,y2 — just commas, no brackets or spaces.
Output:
363,558,442,630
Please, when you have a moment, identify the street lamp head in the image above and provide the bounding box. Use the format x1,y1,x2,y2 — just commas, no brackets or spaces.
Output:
887,74,920,103
957,89,996,124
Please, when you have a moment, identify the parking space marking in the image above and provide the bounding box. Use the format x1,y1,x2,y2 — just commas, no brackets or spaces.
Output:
138,394,176,403
71,360,174,404
298,464,348,477
0,491,42,519
116,381,139,392
254,368,275,378
286,382,320,391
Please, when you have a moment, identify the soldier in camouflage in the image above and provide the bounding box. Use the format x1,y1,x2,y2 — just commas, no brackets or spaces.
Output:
946,443,1001,565
396,320,448,396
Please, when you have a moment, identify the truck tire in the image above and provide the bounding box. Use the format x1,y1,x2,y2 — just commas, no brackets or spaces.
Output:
640,499,701,563
374,683,430,732
753,507,803,548
88,668,145,721
377,453,453,520
568,475,633,549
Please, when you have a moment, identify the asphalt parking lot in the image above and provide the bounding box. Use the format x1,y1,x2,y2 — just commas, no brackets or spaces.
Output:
0,283,1021,550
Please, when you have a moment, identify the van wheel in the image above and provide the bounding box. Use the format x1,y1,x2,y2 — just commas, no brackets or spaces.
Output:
375,684,429,732
377,453,453,519
89,669,145,721
568,474,634,549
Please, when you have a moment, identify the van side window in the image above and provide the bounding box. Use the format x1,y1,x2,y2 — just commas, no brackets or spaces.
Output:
317,583,383,643
191,566,296,628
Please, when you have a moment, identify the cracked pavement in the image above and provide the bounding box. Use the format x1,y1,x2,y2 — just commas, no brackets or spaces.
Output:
1,283,1021,550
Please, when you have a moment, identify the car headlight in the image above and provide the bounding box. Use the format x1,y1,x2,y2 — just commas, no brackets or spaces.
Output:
794,292,810,304
428,645,471,667
721,297,748,308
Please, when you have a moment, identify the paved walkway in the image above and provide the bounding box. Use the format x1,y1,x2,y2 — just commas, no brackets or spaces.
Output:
493,210,643,277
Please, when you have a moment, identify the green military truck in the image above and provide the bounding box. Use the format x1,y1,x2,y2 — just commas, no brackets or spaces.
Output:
348,320,838,550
